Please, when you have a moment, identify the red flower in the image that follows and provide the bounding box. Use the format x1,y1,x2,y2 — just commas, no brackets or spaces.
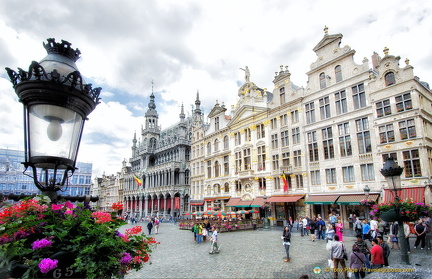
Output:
143,254,150,262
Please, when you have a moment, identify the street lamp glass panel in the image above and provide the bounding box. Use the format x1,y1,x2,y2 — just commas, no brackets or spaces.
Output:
385,175,401,191
27,104,84,169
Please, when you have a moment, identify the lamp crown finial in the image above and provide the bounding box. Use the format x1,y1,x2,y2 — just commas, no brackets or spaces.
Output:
43,38,81,62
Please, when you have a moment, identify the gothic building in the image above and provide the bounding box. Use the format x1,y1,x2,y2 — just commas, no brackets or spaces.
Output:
122,92,193,217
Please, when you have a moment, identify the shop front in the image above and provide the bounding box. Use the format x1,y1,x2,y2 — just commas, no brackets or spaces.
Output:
267,195,304,226
336,194,380,229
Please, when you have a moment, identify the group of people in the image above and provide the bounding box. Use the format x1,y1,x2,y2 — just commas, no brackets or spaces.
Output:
190,221,221,253
296,214,344,242
146,216,161,235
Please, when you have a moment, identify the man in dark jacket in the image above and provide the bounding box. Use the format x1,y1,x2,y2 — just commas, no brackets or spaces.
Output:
377,236,390,266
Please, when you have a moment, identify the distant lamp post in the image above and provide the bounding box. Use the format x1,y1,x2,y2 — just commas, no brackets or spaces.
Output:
5,39,101,201
380,156,409,264
263,195,270,229
363,185,370,219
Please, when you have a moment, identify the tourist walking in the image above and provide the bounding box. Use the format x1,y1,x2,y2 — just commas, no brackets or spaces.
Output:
330,235,348,279
196,223,203,244
302,216,309,236
330,213,337,227
369,219,378,239
362,220,371,241
147,220,153,235
309,218,316,242
336,220,344,242
281,226,291,262
209,226,220,254
354,218,363,236
403,222,411,253
326,224,335,243
349,245,366,279
414,219,426,249
370,238,384,269
354,234,370,269
154,217,160,234
317,217,325,240
388,222,400,250
377,236,390,266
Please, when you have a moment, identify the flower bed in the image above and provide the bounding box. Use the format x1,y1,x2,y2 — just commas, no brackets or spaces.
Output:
0,196,158,278
369,199,431,222
179,220,262,233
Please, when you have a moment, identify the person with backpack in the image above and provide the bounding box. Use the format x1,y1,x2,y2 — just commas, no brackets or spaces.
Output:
316,217,326,240
350,245,366,279
354,218,363,236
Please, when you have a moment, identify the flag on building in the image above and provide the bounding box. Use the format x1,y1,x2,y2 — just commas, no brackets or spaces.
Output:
281,172,289,192
134,175,142,186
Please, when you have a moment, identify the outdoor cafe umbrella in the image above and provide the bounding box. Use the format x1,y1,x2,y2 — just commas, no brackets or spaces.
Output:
203,211,214,215
213,212,227,217
248,209,259,213
237,210,249,214
183,212,191,216
227,212,237,215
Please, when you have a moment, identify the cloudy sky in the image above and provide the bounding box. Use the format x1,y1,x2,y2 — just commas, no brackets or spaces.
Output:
1,0,431,179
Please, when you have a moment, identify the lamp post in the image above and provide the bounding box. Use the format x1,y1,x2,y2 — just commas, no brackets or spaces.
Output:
363,185,370,219
5,38,101,201
263,195,270,229
380,156,409,264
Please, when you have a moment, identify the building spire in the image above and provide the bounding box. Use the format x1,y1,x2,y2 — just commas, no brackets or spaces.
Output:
194,90,201,115
180,103,185,121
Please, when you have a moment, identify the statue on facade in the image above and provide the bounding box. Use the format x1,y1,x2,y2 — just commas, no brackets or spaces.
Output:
240,66,250,82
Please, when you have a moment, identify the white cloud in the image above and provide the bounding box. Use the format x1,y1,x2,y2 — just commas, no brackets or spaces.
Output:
1,0,432,179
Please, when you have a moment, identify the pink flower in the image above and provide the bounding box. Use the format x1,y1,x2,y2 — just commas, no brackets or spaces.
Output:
51,204,63,210
120,252,132,265
91,212,112,223
65,201,74,209
32,239,52,250
39,258,58,273
65,210,74,215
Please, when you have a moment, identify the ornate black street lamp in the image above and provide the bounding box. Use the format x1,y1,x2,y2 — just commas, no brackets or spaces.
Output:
380,156,409,264
363,185,370,219
5,38,101,201
263,195,270,229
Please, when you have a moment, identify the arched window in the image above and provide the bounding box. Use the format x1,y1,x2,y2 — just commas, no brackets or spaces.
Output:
335,65,342,82
224,182,229,193
214,139,219,152
223,135,229,149
385,72,395,86
207,142,211,154
319,72,326,89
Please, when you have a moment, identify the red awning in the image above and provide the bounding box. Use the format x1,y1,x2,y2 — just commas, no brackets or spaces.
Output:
267,195,304,203
190,202,204,206
236,200,252,207
225,198,240,207
383,187,425,203
250,197,265,207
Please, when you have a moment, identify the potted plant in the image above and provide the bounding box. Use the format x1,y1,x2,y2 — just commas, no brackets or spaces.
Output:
360,199,376,207
369,199,431,222
0,196,158,278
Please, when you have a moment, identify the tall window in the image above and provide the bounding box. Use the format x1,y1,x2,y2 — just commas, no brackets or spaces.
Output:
291,110,299,123
319,96,331,120
215,117,219,131
293,150,302,167
223,135,229,149
326,168,337,184
207,142,211,154
271,118,278,129
296,175,304,188
282,152,290,167
335,65,342,82
257,146,266,171
342,166,355,182
361,164,375,181
379,124,395,143
234,132,242,146
235,151,242,173
280,114,288,126
305,102,316,124
399,119,416,140
214,161,220,177
272,155,279,170
403,149,421,177
224,156,229,176
292,127,300,144
352,83,366,109
245,128,251,142
356,117,371,154
281,130,289,147
271,134,279,149
385,72,395,86
338,122,352,157
224,182,229,193
207,161,212,178
259,178,266,190
307,131,319,162
322,127,334,159
280,87,286,104
214,139,219,152
274,177,281,190
319,72,326,89
257,124,265,139
376,99,391,117
395,93,412,112
335,90,347,115
243,148,251,170
310,170,321,185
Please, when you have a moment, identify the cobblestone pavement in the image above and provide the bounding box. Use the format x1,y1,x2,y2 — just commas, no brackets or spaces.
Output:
121,223,432,279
